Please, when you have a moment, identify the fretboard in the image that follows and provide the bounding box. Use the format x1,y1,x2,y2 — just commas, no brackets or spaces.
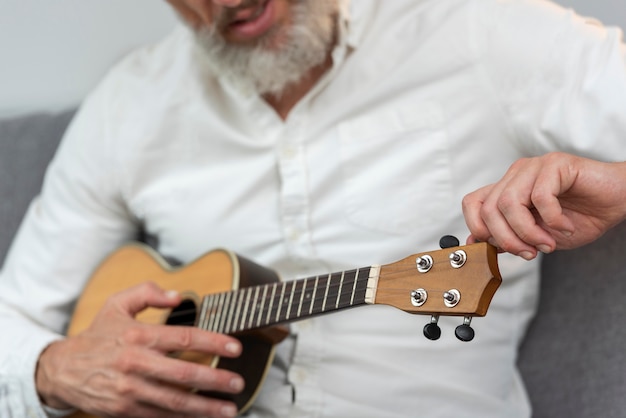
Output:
197,267,372,334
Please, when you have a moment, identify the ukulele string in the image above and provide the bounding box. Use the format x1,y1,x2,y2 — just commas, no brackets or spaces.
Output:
148,262,451,322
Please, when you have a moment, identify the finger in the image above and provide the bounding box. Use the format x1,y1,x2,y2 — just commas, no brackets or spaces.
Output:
465,234,508,255
138,382,239,418
531,188,576,238
133,374,239,417
109,282,182,317
475,174,541,259
482,206,539,259
119,324,242,358
482,158,564,256
529,159,577,235
114,346,245,394
82,394,203,418
141,387,239,418
494,178,557,253
465,234,479,245
88,372,238,418
462,184,495,242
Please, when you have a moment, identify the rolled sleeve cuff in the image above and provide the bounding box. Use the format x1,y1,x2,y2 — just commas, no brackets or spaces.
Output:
18,331,68,418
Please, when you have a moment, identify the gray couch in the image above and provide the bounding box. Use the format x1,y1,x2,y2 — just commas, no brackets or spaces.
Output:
1,110,625,417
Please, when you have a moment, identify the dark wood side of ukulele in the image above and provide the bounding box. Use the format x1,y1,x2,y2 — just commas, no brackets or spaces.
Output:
201,255,290,412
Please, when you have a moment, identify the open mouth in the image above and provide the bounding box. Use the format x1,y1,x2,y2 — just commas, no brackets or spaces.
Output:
229,0,270,26
225,0,274,40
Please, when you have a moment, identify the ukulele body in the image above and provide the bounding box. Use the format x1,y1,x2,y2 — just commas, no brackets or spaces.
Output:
67,243,289,417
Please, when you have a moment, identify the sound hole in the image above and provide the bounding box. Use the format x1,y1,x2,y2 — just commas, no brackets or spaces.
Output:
165,299,197,327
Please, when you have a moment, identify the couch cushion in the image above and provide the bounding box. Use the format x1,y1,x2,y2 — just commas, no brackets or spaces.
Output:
0,110,75,265
518,221,626,418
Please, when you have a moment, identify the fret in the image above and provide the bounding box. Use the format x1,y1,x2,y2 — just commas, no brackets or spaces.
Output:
208,293,219,332
350,269,359,306
297,278,307,318
248,285,261,330
285,281,297,320
335,271,345,309
311,275,327,315
220,292,232,333
322,273,331,312
240,287,252,332
257,284,268,328
213,293,225,333
200,295,213,331
232,290,244,333
206,294,217,332
215,292,226,333
337,269,357,309
224,291,235,334
309,276,319,315
354,268,371,304
276,282,287,323
266,283,277,326
326,272,343,312
197,296,208,329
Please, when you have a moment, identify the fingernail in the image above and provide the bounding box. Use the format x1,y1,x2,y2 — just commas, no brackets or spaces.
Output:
537,244,552,254
230,377,244,391
221,404,237,417
560,230,573,237
519,251,535,260
165,290,179,299
225,342,240,355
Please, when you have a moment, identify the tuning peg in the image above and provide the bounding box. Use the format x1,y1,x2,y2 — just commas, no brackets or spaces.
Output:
423,315,441,340
454,316,475,342
439,235,460,249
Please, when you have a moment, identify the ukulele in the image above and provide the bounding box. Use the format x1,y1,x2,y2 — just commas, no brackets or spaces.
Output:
67,237,501,417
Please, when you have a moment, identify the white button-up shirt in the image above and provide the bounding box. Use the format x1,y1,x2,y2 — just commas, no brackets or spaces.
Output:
2,0,626,417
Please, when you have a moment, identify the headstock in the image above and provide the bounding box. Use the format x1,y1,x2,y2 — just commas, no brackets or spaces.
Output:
371,236,501,341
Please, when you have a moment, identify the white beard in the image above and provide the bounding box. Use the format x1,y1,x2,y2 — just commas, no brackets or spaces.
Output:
194,0,338,97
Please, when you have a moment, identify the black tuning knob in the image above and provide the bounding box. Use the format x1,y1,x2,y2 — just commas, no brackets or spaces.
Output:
439,235,460,249
455,317,475,342
423,315,441,340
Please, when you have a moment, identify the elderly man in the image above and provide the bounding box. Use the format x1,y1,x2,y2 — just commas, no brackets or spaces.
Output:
1,0,625,417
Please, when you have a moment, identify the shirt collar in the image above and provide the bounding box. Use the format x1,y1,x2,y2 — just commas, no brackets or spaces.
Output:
340,0,372,50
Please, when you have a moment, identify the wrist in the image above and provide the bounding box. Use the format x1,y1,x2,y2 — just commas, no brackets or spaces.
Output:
36,340,73,410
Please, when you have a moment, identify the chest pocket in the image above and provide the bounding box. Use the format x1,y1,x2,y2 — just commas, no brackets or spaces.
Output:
337,101,453,234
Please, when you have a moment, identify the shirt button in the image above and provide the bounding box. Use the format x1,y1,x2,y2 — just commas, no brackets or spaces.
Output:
290,366,308,384
282,146,297,159
297,320,311,330
288,228,300,241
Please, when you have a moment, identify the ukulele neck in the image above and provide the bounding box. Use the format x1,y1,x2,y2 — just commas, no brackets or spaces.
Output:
197,266,380,334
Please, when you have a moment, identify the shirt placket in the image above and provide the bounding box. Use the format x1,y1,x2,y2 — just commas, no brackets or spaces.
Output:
276,113,316,261
274,111,326,416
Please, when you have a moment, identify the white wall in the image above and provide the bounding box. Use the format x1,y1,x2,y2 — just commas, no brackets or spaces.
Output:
0,0,177,117
0,0,624,118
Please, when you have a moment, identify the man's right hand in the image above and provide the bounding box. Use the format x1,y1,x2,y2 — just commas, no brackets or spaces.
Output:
35,282,244,418
463,153,626,259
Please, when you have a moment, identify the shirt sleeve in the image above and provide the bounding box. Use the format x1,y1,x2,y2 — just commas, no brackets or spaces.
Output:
0,80,139,417
472,0,626,161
